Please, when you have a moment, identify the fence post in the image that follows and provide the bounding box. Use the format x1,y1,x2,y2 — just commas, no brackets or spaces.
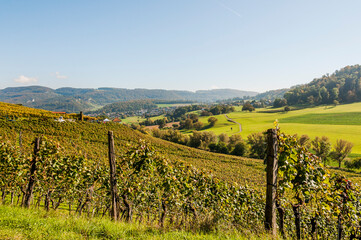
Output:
108,131,118,221
19,131,22,154
23,137,40,208
265,128,278,235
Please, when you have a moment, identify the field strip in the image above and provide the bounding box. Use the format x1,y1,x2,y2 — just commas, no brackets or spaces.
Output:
225,114,242,133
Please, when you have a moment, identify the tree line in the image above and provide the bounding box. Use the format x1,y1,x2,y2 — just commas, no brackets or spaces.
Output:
283,65,361,106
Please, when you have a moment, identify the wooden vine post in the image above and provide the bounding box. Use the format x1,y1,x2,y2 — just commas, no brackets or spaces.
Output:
265,128,278,235
23,137,40,208
108,131,118,221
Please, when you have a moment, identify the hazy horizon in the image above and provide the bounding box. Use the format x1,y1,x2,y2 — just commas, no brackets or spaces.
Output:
2,1,361,92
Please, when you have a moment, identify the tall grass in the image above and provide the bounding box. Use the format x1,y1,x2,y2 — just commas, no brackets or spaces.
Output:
0,205,276,240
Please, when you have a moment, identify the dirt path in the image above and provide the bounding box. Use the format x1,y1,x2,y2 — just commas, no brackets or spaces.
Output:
224,114,242,133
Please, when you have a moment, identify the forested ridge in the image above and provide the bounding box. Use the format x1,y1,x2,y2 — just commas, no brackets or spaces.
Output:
90,99,158,116
285,65,361,105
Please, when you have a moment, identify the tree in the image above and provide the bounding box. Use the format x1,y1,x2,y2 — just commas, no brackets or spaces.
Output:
184,118,193,129
187,113,199,123
194,121,204,130
242,102,255,112
247,132,266,159
298,134,310,148
273,98,288,108
229,134,243,147
188,131,217,149
331,139,353,168
231,142,247,156
218,133,229,144
208,117,218,127
311,136,332,165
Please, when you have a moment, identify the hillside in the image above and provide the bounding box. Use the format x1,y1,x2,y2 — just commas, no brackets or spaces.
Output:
284,64,361,105
0,101,265,188
0,86,258,113
90,99,158,116
1,101,361,239
253,88,290,101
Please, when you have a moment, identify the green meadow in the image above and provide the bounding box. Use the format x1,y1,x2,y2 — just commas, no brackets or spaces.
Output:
121,102,361,154
194,103,361,154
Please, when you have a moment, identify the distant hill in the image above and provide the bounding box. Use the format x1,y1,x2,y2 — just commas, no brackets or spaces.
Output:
91,99,157,116
0,86,59,103
284,65,361,105
0,86,258,112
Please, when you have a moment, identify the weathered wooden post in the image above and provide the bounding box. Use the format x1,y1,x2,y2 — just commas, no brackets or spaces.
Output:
19,131,22,153
108,131,118,221
23,137,40,208
265,128,278,235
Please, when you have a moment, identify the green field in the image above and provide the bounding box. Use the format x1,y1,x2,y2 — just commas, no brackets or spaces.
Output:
191,103,361,154
121,115,164,124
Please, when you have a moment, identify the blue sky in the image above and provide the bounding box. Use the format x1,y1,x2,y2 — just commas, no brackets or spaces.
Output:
1,0,361,92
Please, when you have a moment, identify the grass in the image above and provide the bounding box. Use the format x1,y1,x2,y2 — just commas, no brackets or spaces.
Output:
0,205,275,240
121,115,165,124
190,102,361,154
281,112,361,125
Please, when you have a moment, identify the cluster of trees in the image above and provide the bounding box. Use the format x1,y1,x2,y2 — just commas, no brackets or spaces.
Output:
166,105,204,121
200,105,235,116
91,100,157,116
241,100,274,112
284,65,361,105
140,117,169,128
178,114,203,130
273,98,288,108
151,128,356,169
151,129,266,158
299,135,354,168
166,104,236,122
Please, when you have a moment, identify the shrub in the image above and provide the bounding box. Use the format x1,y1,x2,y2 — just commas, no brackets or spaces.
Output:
345,158,361,169
231,142,247,156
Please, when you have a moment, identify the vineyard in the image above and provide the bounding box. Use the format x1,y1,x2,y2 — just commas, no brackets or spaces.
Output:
0,102,361,239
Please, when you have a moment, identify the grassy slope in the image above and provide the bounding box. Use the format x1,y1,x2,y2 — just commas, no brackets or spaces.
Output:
0,206,274,240
191,103,361,155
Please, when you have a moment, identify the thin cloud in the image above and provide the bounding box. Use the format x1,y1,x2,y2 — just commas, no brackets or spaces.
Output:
14,75,38,84
55,72,68,79
211,85,220,90
216,0,242,18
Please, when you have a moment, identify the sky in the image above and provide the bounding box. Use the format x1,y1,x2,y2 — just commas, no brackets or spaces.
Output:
1,0,361,93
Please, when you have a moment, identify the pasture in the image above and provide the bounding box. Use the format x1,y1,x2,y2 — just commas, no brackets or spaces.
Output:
195,103,361,154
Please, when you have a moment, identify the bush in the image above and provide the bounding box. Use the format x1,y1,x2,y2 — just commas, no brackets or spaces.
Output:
242,102,255,112
194,121,204,130
208,117,218,127
231,142,247,156
247,132,267,159
345,158,361,169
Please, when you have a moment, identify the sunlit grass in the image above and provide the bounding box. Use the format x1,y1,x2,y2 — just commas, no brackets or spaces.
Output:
0,205,276,240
